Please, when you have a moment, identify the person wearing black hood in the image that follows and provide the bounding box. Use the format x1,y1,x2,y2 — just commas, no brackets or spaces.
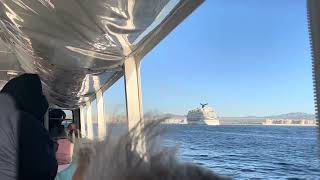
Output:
0,73,58,180
49,109,66,139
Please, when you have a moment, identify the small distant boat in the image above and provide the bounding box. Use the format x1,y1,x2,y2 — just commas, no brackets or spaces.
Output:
187,103,220,125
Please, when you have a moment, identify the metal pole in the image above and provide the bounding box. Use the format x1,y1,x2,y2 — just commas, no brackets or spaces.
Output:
86,101,94,140
80,106,87,138
44,110,49,131
124,56,146,154
73,108,81,136
96,89,106,140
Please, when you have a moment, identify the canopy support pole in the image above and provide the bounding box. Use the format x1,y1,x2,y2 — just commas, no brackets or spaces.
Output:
86,101,94,140
96,89,106,140
124,56,146,154
80,106,87,138
44,111,49,131
73,109,81,136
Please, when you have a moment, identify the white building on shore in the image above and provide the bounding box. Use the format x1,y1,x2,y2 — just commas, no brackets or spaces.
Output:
263,118,316,126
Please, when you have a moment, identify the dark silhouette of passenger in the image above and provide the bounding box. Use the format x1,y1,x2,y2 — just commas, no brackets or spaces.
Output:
49,109,66,139
0,74,58,180
49,109,74,165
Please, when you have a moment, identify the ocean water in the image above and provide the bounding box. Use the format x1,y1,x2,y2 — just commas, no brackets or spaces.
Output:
162,125,320,180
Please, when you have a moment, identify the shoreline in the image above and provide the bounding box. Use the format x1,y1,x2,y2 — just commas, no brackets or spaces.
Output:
261,124,317,127
162,123,318,127
222,124,317,127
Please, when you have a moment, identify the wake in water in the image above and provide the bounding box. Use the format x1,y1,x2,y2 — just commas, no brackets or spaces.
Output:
73,120,231,180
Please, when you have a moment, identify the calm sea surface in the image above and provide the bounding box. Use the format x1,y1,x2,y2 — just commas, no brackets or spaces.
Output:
161,125,320,180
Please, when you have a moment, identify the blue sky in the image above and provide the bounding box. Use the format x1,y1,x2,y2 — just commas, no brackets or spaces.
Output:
105,0,314,117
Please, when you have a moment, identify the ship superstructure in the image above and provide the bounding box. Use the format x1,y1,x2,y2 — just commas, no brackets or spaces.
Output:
187,103,220,125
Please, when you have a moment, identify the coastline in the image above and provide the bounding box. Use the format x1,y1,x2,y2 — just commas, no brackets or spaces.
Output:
219,124,317,127
261,124,317,127
161,123,317,127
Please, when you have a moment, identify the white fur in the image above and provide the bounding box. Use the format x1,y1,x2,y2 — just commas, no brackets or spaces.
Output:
76,121,231,180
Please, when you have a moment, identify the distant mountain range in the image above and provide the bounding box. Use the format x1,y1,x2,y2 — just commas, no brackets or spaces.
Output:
160,113,186,119
160,112,315,120
142,112,316,125
105,112,316,125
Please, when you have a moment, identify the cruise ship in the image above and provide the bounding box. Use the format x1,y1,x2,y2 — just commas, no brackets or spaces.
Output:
187,104,220,125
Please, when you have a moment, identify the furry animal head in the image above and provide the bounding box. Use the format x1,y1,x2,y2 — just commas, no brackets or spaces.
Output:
76,121,231,180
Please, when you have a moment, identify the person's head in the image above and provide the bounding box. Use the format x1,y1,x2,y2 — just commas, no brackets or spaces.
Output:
67,123,76,131
0,73,48,122
49,109,66,130
49,109,66,120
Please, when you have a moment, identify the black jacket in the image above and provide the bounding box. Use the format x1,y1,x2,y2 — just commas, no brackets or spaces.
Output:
1,74,58,180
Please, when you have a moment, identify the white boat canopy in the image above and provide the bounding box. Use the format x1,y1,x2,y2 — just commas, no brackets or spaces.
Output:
0,0,203,108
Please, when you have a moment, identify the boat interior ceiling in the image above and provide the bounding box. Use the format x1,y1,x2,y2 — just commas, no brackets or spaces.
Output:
0,0,203,108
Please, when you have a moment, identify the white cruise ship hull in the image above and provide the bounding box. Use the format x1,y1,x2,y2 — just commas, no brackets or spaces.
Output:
204,119,220,125
187,119,220,125
187,120,206,125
